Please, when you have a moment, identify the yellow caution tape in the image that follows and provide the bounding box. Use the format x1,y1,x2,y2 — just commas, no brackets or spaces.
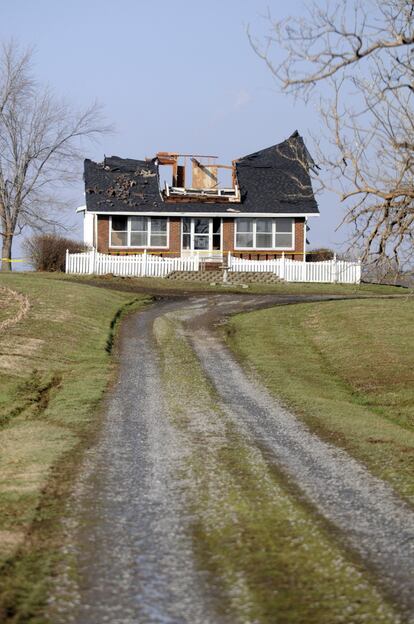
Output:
107,250,309,257
1,258,27,262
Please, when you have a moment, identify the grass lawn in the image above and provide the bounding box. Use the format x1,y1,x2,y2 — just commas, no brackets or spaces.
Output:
225,297,414,503
60,272,411,297
0,272,149,622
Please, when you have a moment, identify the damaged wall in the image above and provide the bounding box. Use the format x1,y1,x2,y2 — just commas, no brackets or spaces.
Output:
191,159,218,189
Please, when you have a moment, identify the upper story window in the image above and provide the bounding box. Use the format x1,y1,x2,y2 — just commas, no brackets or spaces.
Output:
110,216,168,247
235,218,294,249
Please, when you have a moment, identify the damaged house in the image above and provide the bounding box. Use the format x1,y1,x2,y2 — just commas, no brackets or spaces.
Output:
79,131,319,262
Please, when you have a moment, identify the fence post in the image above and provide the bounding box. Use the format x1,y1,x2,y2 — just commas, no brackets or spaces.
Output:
333,253,338,283
88,248,95,274
227,251,232,271
280,252,285,279
65,249,69,273
143,249,147,276
357,258,362,284
302,251,306,282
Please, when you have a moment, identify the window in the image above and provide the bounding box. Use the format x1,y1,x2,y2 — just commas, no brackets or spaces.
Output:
150,217,167,247
181,218,222,251
111,216,128,246
256,219,272,248
182,218,191,250
236,218,254,248
212,217,221,250
275,218,293,248
235,218,294,249
110,216,168,247
193,218,210,250
130,217,147,247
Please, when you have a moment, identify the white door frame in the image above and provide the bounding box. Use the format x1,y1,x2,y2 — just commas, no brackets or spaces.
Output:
181,217,222,258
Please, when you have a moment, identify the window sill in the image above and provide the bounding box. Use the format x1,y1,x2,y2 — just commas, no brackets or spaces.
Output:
109,245,169,249
234,247,295,251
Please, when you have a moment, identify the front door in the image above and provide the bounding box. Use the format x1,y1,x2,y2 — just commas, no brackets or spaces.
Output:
193,218,210,250
182,218,222,257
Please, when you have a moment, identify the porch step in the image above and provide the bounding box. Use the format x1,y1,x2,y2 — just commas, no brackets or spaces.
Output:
201,262,223,271
166,270,283,284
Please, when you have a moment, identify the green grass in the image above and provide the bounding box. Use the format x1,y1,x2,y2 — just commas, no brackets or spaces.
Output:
0,272,149,622
225,298,414,504
59,271,411,296
1,272,411,622
153,315,399,623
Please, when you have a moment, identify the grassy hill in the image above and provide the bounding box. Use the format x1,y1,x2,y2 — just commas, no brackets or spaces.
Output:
0,273,149,621
226,296,414,504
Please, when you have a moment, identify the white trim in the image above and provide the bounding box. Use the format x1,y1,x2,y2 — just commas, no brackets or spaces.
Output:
94,213,98,248
91,210,319,218
109,215,170,249
304,217,307,259
83,212,95,247
234,217,296,251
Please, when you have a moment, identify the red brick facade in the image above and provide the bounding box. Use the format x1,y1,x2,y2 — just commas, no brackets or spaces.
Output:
222,218,235,253
96,215,305,259
168,217,181,257
97,215,110,253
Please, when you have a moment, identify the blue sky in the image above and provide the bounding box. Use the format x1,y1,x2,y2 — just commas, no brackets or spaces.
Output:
1,0,345,257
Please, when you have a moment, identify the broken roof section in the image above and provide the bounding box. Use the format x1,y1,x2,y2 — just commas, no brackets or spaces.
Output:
83,131,319,215
156,152,239,202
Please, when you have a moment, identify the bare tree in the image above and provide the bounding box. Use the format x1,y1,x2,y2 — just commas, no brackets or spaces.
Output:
0,41,110,271
249,0,414,271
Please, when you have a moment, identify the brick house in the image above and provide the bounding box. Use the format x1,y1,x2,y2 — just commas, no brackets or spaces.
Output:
78,131,319,262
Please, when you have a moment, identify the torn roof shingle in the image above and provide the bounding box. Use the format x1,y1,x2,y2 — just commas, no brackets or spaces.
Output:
83,132,319,215
84,156,163,211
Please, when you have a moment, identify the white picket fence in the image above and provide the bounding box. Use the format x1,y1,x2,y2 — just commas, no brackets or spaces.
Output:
65,249,200,277
66,249,361,284
227,253,361,284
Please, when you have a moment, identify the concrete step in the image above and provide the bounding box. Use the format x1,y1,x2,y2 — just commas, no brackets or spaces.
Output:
166,270,283,284
201,262,223,271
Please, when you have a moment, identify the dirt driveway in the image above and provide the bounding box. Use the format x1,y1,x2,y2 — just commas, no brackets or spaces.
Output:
48,295,414,624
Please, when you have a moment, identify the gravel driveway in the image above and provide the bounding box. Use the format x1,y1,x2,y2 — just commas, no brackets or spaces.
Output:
48,295,414,624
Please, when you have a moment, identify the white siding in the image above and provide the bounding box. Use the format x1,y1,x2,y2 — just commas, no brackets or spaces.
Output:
83,211,94,247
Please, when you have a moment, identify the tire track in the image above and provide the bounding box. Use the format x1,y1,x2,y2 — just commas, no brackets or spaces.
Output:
187,318,414,619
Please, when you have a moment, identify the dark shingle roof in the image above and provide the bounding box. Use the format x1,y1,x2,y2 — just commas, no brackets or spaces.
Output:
84,132,319,215
235,131,318,213
84,156,163,212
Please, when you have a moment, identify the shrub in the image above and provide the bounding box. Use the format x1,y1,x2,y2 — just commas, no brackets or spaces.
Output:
306,247,335,262
25,233,88,272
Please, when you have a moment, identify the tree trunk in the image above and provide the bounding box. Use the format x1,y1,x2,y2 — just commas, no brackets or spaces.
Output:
1,234,13,271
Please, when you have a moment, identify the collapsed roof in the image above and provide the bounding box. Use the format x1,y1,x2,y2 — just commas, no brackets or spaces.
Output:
83,131,319,215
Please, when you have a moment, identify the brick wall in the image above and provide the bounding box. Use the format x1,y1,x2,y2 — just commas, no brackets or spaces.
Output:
97,215,110,253
222,218,234,252
294,217,305,260
168,217,181,257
